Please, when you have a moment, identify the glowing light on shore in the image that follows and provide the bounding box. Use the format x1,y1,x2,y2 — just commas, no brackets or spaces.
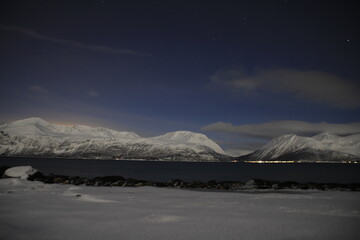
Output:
244,160,295,163
244,160,359,164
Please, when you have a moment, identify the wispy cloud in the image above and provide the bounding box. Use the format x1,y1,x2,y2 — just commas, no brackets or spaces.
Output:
85,90,100,97
224,149,254,157
29,85,49,95
212,68,360,108
28,85,50,100
202,121,360,139
0,24,148,56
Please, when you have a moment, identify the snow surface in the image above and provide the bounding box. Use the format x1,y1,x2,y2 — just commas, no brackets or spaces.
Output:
0,179,359,240
3,166,38,179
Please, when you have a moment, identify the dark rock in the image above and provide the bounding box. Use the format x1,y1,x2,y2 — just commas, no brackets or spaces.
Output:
230,182,243,190
0,166,10,178
111,180,124,186
95,181,105,186
42,176,55,184
84,179,95,186
187,181,206,189
144,181,154,186
279,181,299,189
122,182,134,187
63,179,71,184
251,179,274,189
27,171,46,181
135,182,146,187
153,182,166,187
125,178,139,184
207,180,217,188
3,166,357,192
52,176,70,184
169,179,187,188
93,176,125,183
72,178,86,186
122,178,145,187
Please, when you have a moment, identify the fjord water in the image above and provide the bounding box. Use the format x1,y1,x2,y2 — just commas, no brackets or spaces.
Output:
1,157,359,183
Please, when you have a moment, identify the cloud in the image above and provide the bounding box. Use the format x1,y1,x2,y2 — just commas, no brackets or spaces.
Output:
28,85,50,100
29,85,49,95
85,90,100,97
212,68,360,108
0,24,148,56
224,149,254,157
202,121,360,139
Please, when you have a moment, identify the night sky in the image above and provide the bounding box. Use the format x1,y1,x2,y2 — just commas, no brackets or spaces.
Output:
0,0,359,156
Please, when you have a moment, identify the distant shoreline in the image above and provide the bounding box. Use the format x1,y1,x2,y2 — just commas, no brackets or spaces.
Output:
0,156,359,164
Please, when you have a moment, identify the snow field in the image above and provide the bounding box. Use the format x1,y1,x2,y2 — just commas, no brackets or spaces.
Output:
0,179,359,240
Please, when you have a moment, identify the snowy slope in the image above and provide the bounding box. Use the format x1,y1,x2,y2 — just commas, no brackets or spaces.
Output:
0,117,140,139
0,118,227,161
237,132,360,163
150,131,225,154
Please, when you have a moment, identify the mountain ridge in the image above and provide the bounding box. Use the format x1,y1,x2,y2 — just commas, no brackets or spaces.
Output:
0,117,227,161
237,132,360,163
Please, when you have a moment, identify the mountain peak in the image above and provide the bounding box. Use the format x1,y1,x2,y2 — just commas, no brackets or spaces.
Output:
152,131,225,154
0,117,51,136
312,132,339,142
11,117,49,125
159,131,208,140
237,132,360,162
0,117,140,139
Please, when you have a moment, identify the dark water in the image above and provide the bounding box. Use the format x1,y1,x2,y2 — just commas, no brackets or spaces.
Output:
1,157,359,183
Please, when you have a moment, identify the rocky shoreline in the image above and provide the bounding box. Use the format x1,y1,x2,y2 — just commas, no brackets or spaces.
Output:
1,165,360,191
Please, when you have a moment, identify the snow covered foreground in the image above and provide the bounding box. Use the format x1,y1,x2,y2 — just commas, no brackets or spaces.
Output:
0,180,359,240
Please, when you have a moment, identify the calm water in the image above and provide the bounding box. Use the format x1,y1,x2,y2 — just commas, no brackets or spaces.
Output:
1,157,359,183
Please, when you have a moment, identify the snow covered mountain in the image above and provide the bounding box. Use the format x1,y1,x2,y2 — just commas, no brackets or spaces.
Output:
0,117,141,139
150,131,225,155
0,118,227,162
237,132,360,163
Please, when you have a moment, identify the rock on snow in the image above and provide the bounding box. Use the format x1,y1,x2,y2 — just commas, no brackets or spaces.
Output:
3,166,38,179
